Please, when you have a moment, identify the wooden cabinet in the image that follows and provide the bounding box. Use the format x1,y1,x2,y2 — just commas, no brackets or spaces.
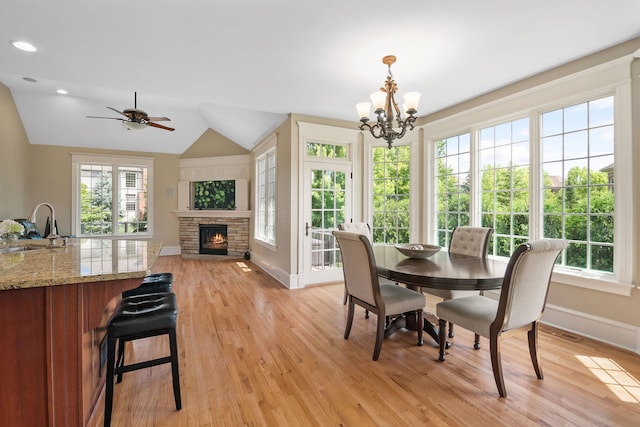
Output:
0,278,139,426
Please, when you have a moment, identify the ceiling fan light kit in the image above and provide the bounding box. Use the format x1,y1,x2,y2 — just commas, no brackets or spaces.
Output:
87,92,175,132
122,121,147,131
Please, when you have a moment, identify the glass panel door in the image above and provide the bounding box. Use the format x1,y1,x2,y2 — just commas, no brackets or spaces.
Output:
303,162,351,284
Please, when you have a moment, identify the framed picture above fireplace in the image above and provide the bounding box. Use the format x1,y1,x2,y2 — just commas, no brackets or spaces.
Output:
192,180,236,210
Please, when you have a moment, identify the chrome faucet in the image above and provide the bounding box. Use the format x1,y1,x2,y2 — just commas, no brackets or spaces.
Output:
28,202,59,240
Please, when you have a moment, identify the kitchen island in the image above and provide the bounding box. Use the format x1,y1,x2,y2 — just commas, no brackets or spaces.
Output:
0,238,163,427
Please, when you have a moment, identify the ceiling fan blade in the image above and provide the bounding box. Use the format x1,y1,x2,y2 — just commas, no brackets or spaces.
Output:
147,121,175,132
86,116,124,120
106,107,128,117
146,116,171,122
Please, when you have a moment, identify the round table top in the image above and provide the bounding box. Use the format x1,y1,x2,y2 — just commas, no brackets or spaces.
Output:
373,245,507,291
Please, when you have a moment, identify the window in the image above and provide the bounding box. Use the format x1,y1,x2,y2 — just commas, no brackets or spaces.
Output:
72,154,153,237
125,172,136,188
255,148,276,245
480,118,530,256
428,93,628,292
371,145,411,244
541,97,614,272
306,141,348,159
435,133,471,246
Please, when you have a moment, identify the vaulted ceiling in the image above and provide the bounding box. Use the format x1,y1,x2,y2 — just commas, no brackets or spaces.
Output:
1,1,639,154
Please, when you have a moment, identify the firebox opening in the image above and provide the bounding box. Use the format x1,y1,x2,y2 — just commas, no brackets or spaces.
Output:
199,224,228,255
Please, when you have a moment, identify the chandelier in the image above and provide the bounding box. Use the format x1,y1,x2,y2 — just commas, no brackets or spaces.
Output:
356,55,421,149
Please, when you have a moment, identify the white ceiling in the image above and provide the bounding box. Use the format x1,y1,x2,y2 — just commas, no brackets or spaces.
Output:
1,1,639,154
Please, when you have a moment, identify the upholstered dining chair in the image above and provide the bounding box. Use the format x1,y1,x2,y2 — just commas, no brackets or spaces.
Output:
333,230,426,361
423,226,493,339
337,222,398,312
436,239,567,397
338,222,373,306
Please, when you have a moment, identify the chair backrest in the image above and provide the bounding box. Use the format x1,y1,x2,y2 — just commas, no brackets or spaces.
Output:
493,239,568,333
333,230,381,308
448,226,493,257
338,222,373,243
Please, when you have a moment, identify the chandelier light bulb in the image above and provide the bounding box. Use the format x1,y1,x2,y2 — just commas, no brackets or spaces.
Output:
356,102,372,120
403,92,421,111
370,91,386,110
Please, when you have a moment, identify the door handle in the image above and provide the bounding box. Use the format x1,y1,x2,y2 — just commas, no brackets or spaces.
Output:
305,222,312,236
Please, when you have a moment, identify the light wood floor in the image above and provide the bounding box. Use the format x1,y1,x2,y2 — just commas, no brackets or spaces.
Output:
92,256,640,426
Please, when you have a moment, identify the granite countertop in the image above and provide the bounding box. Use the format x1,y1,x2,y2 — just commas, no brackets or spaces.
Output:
0,238,163,290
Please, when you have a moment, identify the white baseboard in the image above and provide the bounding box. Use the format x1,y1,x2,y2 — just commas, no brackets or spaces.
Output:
160,246,181,256
542,303,640,354
250,253,298,289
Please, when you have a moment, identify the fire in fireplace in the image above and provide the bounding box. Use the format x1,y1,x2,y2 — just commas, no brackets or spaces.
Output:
199,224,228,255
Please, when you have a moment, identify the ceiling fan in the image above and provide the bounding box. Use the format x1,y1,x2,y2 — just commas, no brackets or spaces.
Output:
87,92,175,131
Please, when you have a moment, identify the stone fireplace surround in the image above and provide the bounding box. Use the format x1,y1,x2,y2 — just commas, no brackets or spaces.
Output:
177,212,249,258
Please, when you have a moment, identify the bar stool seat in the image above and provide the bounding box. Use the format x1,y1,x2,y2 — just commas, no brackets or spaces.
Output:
104,292,181,427
122,272,174,298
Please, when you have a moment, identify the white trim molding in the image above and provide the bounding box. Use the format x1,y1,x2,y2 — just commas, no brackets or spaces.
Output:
542,303,640,354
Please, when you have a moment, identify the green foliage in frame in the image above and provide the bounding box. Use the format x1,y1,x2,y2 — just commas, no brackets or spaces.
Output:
193,180,235,210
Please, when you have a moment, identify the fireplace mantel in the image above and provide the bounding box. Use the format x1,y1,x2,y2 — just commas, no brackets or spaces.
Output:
172,210,251,218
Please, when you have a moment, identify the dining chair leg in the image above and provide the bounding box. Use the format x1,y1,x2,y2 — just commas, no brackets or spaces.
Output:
490,335,507,398
416,310,424,346
372,311,386,361
342,285,348,305
344,299,355,339
473,333,481,350
437,318,447,361
528,322,544,380
448,322,454,338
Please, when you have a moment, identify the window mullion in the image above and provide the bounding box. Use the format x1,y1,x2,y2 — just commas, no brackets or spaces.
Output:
529,111,542,241
112,165,118,235
469,127,480,226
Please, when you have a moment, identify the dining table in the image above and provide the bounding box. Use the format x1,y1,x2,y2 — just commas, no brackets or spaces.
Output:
373,245,508,344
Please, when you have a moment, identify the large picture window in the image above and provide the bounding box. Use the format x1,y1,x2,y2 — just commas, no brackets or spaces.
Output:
479,118,530,257
371,145,411,244
72,154,153,237
541,97,614,272
435,133,471,247
429,93,624,287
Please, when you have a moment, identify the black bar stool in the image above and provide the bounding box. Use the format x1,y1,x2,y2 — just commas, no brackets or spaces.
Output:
122,272,174,297
117,272,175,378
104,292,182,427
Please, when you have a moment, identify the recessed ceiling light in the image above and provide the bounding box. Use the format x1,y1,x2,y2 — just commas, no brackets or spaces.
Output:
57,89,68,95
11,40,37,52
22,77,37,83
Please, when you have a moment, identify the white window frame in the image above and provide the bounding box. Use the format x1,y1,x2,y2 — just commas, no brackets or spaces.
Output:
71,153,154,238
421,57,634,296
254,134,277,248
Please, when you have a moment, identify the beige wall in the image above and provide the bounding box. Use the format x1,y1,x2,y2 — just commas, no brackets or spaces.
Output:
180,128,249,158
25,145,182,246
0,84,30,219
249,117,294,275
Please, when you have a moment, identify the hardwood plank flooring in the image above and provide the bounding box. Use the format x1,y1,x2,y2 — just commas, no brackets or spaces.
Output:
91,256,640,426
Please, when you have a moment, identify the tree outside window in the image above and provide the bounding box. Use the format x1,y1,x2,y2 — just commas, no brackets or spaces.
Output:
371,145,410,244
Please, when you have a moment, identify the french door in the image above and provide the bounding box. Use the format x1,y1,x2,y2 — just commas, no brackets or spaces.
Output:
302,162,352,285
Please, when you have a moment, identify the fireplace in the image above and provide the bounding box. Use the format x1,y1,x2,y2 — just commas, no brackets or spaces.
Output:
199,224,228,255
